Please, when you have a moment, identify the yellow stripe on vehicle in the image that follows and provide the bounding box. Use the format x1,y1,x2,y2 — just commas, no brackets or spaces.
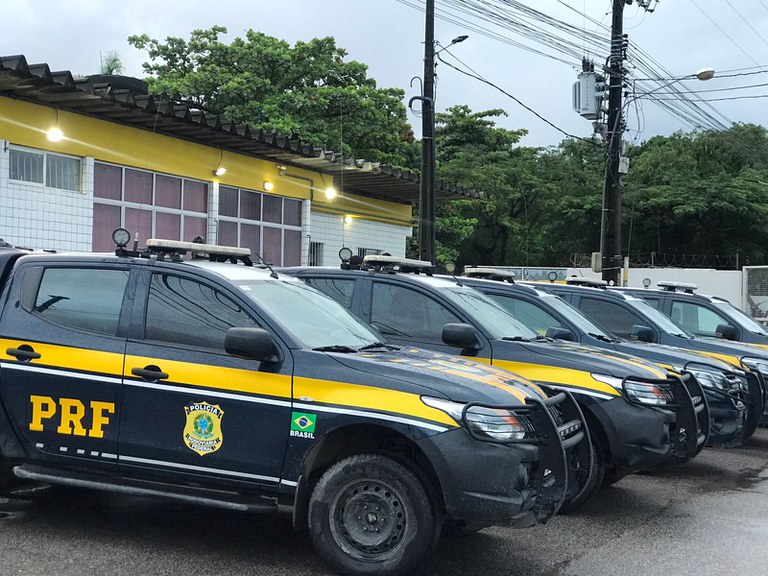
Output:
0,339,123,376
696,352,742,367
294,377,458,428
125,355,293,399
491,359,621,397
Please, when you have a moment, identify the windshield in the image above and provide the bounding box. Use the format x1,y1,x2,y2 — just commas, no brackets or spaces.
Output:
627,298,694,337
716,301,768,336
442,287,539,340
542,294,616,339
236,279,382,349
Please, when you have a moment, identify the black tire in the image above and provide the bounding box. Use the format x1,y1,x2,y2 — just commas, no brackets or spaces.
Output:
558,439,605,513
308,454,439,576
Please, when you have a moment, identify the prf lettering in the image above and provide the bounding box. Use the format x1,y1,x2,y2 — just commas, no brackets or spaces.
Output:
29,396,115,438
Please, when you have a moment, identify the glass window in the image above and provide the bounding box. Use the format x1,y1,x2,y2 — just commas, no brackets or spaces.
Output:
371,283,461,343
240,190,262,220
46,154,81,191
94,163,122,200
183,180,208,212
283,230,301,266
155,175,182,209
34,268,129,335
156,212,181,241
671,301,730,337
305,277,356,308
218,221,238,247
218,186,239,217
183,216,207,243
263,227,281,265
92,204,122,252
241,223,261,254
9,148,44,184
124,169,152,204
488,295,564,336
263,195,282,224
579,298,644,339
145,274,257,349
284,198,302,226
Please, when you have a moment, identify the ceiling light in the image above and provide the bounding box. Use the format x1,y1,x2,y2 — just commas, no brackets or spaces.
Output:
324,186,337,200
263,180,274,191
46,127,64,142
213,167,227,177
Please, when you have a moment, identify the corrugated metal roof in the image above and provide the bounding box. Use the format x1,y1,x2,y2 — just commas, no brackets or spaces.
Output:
0,54,478,203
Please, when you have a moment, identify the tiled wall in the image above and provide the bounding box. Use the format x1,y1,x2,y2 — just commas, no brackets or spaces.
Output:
0,142,93,251
0,141,412,261
309,211,411,266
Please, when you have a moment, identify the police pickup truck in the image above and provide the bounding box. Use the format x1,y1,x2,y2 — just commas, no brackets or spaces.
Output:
0,232,589,576
282,255,704,511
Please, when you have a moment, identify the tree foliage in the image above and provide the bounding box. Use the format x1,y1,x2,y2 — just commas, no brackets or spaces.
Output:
128,26,417,165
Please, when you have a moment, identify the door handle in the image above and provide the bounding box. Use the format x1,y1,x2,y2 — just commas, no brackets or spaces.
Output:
131,365,169,382
6,346,41,361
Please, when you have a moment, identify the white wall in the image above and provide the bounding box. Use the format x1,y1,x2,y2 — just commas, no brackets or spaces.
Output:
309,211,412,266
567,267,744,307
0,143,93,251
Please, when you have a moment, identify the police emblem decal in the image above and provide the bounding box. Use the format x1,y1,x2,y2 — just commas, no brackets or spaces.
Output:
183,402,224,455
290,412,316,439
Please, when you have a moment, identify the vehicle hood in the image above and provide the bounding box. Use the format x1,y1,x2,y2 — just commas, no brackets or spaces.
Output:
613,341,737,373
326,347,547,406
683,337,768,366
508,340,671,380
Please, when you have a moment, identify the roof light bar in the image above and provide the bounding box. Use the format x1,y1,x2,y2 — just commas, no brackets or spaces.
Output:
146,239,251,258
657,281,698,293
464,267,516,282
565,277,608,288
362,255,433,269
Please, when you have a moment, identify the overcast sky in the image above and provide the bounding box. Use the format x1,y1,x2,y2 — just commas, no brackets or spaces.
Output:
5,0,768,148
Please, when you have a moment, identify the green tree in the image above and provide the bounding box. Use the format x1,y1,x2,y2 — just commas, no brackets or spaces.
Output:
128,27,417,165
100,50,125,75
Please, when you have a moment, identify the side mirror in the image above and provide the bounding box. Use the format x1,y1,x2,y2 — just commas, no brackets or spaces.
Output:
546,326,576,342
630,324,656,343
715,323,738,341
442,323,481,351
225,327,280,362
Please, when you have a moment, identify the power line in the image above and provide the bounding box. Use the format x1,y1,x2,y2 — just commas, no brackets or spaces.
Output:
436,50,599,145
689,0,765,68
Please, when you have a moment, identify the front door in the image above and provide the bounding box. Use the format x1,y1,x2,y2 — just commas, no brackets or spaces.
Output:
119,270,293,490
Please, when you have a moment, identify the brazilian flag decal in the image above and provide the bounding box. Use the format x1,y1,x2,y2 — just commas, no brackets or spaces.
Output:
291,412,316,433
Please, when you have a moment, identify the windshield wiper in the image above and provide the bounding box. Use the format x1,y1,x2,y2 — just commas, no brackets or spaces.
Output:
312,345,358,353
588,332,615,343
358,342,400,352
502,336,532,342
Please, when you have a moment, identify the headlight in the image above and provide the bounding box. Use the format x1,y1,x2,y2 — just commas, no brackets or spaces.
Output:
741,356,768,375
422,396,528,441
687,368,727,391
592,373,674,406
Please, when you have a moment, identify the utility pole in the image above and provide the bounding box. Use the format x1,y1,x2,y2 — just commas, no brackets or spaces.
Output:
599,0,658,285
418,0,437,264
600,0,626,286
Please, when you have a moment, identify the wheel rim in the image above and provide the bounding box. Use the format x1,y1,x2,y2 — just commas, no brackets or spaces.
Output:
329,478,409,561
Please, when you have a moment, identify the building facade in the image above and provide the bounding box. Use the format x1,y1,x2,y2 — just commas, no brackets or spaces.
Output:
0,56,458,265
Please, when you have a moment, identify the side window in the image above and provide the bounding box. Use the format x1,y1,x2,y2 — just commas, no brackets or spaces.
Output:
370,282,461,343
146,274,257,349
33,268,129,335
579,298,644,339
487,295,563,335
641,297,661,309
670,301,730,337
304,277,356,308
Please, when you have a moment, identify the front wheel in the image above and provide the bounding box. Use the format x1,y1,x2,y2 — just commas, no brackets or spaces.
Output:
308,453,439,576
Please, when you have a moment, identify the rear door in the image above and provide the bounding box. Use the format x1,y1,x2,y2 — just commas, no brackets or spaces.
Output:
0,261,129,468
119,268,294,490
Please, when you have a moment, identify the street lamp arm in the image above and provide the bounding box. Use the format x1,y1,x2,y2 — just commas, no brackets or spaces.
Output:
624,68,715,107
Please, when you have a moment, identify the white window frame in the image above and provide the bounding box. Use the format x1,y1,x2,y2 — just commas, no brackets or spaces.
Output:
8,144,82,192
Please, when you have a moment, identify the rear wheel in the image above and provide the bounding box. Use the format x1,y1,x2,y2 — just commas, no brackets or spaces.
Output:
308,453,439,576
